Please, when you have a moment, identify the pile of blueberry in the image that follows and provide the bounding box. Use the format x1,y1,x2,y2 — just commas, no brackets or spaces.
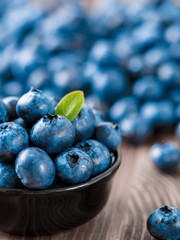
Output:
0,0,180,143
0,88,121,189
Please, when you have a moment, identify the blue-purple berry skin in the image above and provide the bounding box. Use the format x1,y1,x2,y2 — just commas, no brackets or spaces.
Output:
0,122,29,163
16,88,55,125
0,99,7,124
30,113,75,155
72,105,95,144
0,163,22,188
15,147,56,190
147,206,180,240
176,122,180,138
95,122,121,150
75,140,111,176
55,148,93,184
150,143,180,172
3,96,19,121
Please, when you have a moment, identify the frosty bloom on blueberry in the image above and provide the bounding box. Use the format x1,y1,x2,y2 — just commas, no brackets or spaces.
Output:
147,206,180,240
16,87,55,125
0,122,29,163
76,140,111,176
15,147,56,189
30,113,75,155
55,148,93,184
0,99,8,124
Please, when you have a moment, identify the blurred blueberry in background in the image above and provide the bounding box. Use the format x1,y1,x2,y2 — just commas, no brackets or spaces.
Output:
0,0,180,143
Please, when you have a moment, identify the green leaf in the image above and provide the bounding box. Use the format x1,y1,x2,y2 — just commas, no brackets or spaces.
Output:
55,91,84,121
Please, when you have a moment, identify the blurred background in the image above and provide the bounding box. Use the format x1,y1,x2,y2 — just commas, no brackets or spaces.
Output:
0,0,180,143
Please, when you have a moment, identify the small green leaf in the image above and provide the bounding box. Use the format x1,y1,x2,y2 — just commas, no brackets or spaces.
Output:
55,91,84,121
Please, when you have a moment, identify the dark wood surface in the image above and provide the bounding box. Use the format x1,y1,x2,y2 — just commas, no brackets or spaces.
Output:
1,131,180,240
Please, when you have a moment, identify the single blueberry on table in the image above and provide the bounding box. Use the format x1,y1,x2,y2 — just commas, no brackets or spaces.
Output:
95,122,121,150
72,104,95,144
55,148,93,184
30,113,75,155
15,147,56,190
0,122,29,163
75,139,111,176
150,143,180,172
16,88,55,125
147,206,180,240
0,162,22,188
0,99,7,123
3,96,18,121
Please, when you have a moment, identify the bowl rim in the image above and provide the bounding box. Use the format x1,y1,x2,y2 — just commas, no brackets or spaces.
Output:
0,148,121,195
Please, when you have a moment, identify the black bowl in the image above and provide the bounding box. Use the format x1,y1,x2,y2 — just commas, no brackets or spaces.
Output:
0,149,121,236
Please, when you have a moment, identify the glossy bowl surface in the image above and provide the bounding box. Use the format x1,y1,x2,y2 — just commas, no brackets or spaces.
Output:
0,149,121,236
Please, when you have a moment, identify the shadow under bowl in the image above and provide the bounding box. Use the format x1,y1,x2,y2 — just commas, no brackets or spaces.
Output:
0,149,121,236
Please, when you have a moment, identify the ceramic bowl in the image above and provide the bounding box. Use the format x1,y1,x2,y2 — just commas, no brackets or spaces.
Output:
0,149,121,236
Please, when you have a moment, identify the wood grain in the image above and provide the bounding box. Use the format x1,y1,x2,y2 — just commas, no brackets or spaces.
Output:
1,131,180,239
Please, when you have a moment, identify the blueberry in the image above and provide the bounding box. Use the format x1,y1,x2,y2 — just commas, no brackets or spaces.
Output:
30,113,75,155
114,34,137,66
143,44,169,73
72,105,95,144
16,88,55,125
55,148,93,184
0,99,7,123
165,24,180,44
3,96,18,121
0,122,29,162
150,143,180,172
27,67,50,90
91,68,128,103
119,114,152,143
147,206,180,240
131,22,161,51
52,67,82,96
75,139,111,176
15,147,55,189
158,100,176,126
132,76,164,101
176,122,180,138
157,62,180,87
2,81,23,97
13,118,27,129
0,162,22,188
91,108,106,126
89,39,117,67
95,122,121,150
168,89,180,104
108,96,139,123
85,94,108,112
158,0,180,24
140,101,160,128
127,54,144,77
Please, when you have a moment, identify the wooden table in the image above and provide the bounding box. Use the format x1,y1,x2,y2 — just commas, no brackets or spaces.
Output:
0,130,179,240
